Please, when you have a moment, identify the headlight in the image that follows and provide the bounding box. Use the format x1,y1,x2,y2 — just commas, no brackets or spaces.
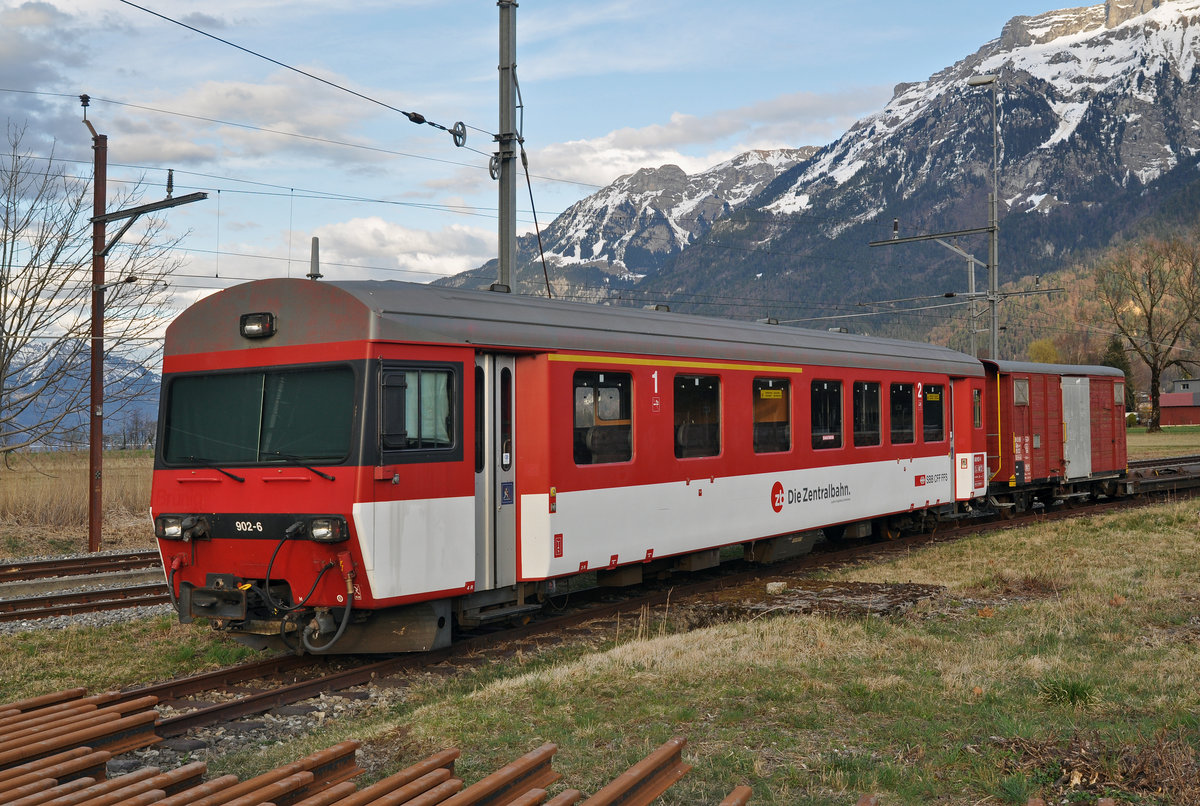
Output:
156,515,184,539
239,311,276,338
155,515,209,541
307,517,348,543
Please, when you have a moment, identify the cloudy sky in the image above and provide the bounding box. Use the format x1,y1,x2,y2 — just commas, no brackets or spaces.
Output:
1,0,1057,302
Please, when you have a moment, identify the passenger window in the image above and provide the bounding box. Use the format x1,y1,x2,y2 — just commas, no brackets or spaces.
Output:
573,371,632,465
973,388,983,429
811,380,842,450
753,378,790,454
1114,382,1125,407
382,367,457,453
675,374,720,458
923,383,945,442
890,383,914,444
499,368,513,471
852,381,881,447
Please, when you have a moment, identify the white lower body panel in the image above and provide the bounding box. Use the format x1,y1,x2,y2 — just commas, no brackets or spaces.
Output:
956,451,988,499
521,456,956,579
352,497,474,600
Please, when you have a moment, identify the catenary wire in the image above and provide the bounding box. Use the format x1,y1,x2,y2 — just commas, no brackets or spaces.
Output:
2,88,605,190
115,0,481,150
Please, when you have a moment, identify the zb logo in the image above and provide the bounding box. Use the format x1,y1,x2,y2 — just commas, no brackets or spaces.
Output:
771,481,785,513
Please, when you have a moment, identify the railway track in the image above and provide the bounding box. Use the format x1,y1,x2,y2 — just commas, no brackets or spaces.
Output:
91,481,1185,799
1127,452,1200,469
0,549,168,623
0,583,171,623
0,549,162,583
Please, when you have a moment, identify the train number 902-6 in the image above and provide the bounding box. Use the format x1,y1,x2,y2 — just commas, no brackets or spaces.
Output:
235,521,264,533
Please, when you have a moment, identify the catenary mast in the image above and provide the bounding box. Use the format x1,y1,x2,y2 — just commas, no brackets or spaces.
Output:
493,1,518,293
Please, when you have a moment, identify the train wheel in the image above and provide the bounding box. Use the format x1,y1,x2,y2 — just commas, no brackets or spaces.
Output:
999,498,1017,519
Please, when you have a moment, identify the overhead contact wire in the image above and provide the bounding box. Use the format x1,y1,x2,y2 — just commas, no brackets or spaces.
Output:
116,0,475,148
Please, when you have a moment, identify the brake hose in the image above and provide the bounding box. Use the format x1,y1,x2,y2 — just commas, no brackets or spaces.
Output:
279,610,303,654
166,561,182,615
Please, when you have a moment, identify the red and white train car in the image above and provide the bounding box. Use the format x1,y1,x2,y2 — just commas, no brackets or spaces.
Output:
152,278,991,653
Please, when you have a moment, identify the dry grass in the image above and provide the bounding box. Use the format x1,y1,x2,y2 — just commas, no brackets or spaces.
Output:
0,450,155,557
2,490,1198,801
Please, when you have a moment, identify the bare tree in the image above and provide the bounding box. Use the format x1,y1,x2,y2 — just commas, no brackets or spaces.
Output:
1,122,181,453
1095,234,1200,432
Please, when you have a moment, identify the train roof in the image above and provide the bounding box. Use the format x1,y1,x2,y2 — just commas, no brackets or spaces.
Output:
166,278,985,377
982,359,1126,379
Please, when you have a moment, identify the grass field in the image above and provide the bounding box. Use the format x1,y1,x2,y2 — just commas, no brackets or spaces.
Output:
1126,424,1200,459
2,500,1197,804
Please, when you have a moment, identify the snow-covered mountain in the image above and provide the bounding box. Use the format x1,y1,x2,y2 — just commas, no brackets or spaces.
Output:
543,148,817,274
767,0,1199,219
438,147,816,297
3,346,160,450
447,0,1200,340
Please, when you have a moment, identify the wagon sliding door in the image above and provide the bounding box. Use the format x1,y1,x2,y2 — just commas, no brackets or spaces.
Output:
474,354,518,592
1061,377,1092,480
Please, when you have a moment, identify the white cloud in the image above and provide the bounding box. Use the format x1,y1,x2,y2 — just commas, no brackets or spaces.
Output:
0,3,86,118
529,86,891,187
314,217,494,281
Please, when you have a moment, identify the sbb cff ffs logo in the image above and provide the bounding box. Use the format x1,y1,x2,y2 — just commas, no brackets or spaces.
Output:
913,471,949,487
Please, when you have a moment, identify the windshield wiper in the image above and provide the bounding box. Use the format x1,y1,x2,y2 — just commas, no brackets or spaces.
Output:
265,451,337,481
184,455,246,483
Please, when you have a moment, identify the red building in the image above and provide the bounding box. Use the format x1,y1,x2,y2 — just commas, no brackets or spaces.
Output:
1161,380,1200,425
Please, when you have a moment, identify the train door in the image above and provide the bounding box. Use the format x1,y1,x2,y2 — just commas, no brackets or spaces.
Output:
1061,377,1092,480
950,378,986,499
1012,376,1031,484
473,354,518,592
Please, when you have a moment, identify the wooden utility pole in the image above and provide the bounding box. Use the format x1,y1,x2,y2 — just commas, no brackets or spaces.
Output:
81,95,206,551
84,99,106,554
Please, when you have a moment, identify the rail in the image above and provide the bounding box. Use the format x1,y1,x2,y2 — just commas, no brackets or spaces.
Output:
1,691,754,804
1126,453,1200,470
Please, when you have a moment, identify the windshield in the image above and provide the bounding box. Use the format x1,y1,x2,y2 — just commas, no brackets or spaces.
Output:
163,365,355,464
